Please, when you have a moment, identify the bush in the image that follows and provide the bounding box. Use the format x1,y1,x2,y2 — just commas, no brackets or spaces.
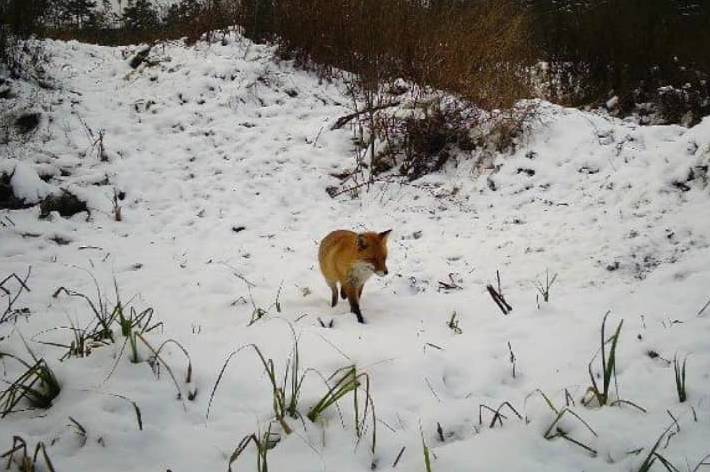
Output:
0,0,49,80
272,0,534,109
528,0,710,124
654,83,710,126
372,96,478,181
364,92,535,182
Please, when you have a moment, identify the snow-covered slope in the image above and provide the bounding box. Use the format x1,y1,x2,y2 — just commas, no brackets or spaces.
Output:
1,35,710,471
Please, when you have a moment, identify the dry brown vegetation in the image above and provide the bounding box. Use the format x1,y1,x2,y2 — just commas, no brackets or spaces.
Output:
271,0,534,109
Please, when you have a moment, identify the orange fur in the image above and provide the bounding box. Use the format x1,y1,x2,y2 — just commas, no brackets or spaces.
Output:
318,229,391,323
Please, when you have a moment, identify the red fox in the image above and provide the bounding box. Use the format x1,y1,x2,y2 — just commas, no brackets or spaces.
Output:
318,229,392,323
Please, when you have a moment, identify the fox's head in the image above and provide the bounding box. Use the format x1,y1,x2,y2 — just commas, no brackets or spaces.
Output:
357,229,392,277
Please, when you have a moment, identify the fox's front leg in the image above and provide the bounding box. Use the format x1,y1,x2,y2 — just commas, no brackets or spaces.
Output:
343,282,365,323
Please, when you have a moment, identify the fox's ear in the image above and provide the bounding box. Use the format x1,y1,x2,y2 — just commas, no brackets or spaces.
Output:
357,234,368,250
379,229,392,240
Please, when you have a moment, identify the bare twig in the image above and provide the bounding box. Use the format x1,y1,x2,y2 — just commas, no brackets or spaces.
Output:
507,341,517,378
392,446,406,468
425,377,441,402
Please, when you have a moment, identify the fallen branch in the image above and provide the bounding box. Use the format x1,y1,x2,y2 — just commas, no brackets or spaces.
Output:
330,101,400,130
438,273,462,292
486,284,512,315
326,180,374,198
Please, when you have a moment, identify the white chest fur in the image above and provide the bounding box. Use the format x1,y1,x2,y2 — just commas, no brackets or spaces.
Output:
348,262,375,287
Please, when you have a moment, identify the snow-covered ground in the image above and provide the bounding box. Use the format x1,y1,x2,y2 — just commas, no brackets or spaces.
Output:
1,35,710,471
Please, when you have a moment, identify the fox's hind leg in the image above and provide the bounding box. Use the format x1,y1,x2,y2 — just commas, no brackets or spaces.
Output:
328,281,338,307
340,285,347,300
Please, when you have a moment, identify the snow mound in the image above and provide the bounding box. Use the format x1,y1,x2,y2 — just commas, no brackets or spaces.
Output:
6,160,56,204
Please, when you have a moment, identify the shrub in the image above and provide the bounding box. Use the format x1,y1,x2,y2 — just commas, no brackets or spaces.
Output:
273,0,534,109
361,94,536,182
0,0,50,82
528,0,710,125
377,96,477,181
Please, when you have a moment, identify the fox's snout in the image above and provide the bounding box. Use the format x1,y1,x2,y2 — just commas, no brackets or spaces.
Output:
375,267,388,277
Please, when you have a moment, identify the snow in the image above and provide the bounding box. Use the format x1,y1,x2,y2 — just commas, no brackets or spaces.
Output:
5,160,56,204
1,33,710,471
606,95,619,110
